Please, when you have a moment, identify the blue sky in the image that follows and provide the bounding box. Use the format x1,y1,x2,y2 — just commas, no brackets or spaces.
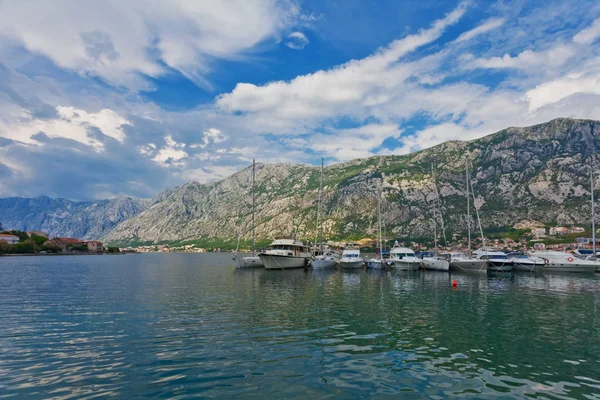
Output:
0,0,599,200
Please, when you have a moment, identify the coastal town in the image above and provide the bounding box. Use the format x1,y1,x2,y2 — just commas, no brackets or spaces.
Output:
0,228,117,255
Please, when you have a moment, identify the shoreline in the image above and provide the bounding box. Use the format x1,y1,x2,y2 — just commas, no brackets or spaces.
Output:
0,252,127,257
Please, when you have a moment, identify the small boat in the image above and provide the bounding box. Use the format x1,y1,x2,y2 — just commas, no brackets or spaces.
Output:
312,251,339,269
530,251,600,273
448,252,488,272
339,249,364,269
508,253,545,272
260,239,312,270
422,254,450,271
389,244,421,270
472,249,513,272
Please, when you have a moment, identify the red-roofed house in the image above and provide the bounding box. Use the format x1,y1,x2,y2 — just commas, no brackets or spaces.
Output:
43,238,84,253
86,241,104,252
0,234,19,245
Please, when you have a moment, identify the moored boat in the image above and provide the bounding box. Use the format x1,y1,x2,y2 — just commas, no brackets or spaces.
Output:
422,254,450,271
339,249,364,269
473,249,513,272
530,251,600,273
509,253,545,272
389,244,421,270
312,251,339,269
448,252,488,272
260,239,312,270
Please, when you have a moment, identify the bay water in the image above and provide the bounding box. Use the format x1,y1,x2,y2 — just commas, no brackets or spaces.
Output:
1,253,599,398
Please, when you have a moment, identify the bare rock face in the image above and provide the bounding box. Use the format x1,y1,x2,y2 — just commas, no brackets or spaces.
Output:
0,196,151,239
3,118,599,244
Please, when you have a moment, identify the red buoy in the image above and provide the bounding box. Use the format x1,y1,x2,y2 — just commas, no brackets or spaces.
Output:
452,279,457,287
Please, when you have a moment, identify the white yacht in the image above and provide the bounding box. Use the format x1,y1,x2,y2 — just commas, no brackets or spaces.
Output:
339,249,364,269
530,251,600,273
422,254,450,271
260,239,312,270
448,252,488,272
509,253,545,272
389,244,421,270
312,250,340,269
472,249,513,272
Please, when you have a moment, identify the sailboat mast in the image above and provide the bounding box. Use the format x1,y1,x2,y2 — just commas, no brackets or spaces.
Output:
431,163,438,252
314,158,324,254
592,155,596,258
252,159,256,257
468,158,487,250
378,190,383,260
466,159,471,256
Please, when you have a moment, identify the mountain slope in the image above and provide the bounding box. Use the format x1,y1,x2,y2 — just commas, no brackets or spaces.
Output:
0,196,151,239
101,118,600,245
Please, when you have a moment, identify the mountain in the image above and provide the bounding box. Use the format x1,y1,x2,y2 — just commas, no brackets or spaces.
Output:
2,118,598,245
100,118,600,245
0,196,151,239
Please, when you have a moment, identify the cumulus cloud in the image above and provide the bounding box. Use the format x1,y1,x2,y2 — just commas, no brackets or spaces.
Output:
284,31,309,49
574,17,600,44
152,136,188,167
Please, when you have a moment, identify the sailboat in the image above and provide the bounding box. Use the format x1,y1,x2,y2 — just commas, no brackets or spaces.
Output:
423,163,450,271
449,157,488,272
312,159,339,269
234,159,264,268
366,190,386,269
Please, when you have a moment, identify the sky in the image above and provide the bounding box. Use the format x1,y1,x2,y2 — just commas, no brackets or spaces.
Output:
0,0,600,201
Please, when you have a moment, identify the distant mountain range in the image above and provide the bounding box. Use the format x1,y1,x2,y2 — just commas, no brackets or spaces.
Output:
1,118,598,245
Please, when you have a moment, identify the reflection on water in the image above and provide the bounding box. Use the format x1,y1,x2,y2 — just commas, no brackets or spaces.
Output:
1,253,600,398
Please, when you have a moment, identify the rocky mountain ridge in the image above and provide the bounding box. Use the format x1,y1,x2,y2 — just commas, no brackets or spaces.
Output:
2,118,598,245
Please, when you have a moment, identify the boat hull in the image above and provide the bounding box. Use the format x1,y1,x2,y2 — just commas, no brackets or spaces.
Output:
487,261,513,273
512,262,544,272
340,260,364,269
450,259,488,272
260,254,308,270
312,258,338,269
391,260,421,271
422,258,450,271
366,260,385,269
543,263,598,273
235,256,264,268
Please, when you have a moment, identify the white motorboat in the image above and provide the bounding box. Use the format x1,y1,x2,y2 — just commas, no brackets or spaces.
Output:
473,249,513,272
530,251,600,273
422,255,450,271
339,249,364,269
448,252,488,272
234,159,264,268
389,244,421,270
509,253,545,272
312,251,339,269
260,239,312,270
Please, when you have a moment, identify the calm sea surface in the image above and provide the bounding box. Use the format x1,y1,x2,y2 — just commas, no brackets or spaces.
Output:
1,253,600,399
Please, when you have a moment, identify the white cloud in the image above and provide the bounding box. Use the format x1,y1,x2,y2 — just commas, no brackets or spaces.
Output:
574,17,600,44
0,0,303,90
0,105,130,150
468,44,575,70
284,31,309,49
191,128,227,148
526,70,600,111
456,18,504,42
215,2,468,129
152,135,188,166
